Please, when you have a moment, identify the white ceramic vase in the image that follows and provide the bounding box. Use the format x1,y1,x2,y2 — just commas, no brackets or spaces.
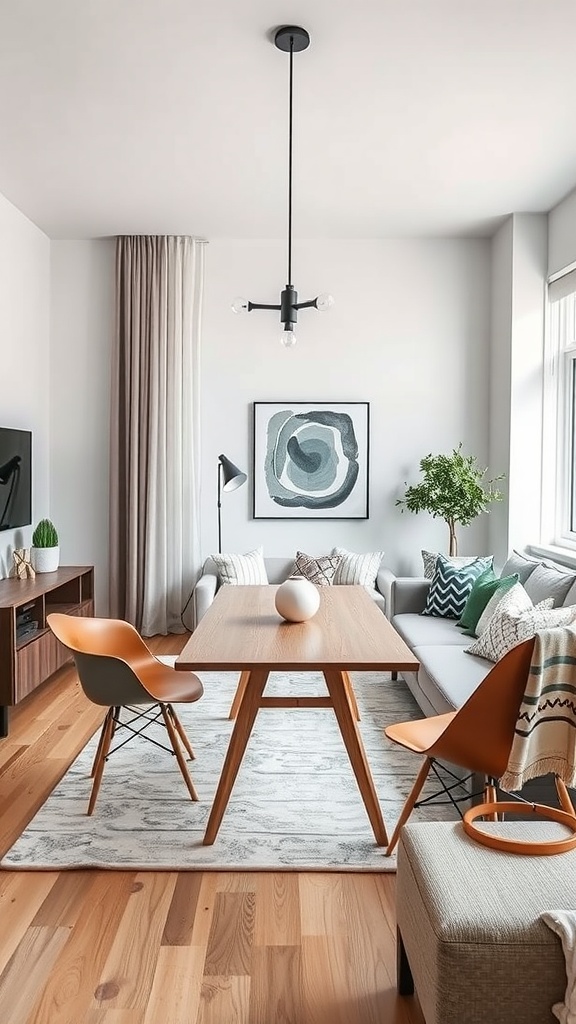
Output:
31,546,60,573
275,578,320,623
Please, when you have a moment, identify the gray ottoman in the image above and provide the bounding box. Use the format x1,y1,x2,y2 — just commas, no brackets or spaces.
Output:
397,821,576,1024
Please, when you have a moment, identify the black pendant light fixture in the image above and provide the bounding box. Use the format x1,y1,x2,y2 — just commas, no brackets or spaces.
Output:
232,25,334,348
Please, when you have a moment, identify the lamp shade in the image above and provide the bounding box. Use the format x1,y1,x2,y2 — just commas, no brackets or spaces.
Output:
218,454,247,491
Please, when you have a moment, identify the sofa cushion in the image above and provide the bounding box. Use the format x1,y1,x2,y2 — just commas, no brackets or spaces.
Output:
412,644,492,713
210,547,268,585
332,547,384,588
422,555,493,619
499,549,542,585
457,570,519,636
293,551,342,586
523,562,576,606
465,583,576,662
421,549,493,580
393,613,471,649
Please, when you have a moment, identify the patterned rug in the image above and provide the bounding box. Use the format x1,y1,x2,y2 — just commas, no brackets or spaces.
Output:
1,670,459,871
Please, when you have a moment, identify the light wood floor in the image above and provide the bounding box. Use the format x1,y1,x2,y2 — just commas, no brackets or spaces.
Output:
0,636,425,1024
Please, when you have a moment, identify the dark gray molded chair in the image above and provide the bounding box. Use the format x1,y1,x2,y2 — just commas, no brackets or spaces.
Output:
48,612,204,815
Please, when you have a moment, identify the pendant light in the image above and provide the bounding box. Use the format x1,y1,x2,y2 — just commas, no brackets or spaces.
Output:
232,25,334,348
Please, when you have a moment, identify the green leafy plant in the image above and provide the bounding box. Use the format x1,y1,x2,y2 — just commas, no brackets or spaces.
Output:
32,518,59,548
396,444,504,555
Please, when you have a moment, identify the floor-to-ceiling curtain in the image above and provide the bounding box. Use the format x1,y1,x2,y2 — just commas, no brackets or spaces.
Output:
109,235,205,635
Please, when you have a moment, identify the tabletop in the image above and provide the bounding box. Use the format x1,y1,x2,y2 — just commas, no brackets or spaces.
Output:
176,584,419,673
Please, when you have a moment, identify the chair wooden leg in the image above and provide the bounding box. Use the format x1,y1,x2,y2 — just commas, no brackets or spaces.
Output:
167,704,195,760
87,709,115,815
229,671,251,720
556,776,576,815
386,757,432,856
342,671,360,721
484,779,498,822
91,707,118,777
161,705,199,801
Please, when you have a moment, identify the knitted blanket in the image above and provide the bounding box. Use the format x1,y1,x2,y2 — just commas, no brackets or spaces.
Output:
501,626,576,792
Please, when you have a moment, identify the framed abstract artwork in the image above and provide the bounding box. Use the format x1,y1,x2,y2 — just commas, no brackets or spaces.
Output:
253,401,369,519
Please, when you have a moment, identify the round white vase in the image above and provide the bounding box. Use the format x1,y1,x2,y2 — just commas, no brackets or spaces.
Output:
275,578,320,623
31,546,60,573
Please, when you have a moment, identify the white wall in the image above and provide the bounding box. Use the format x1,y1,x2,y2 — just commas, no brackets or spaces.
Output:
549,185,576,276
49,241,115,615
0,194,50,577
202,238,492,575
488,218,513,568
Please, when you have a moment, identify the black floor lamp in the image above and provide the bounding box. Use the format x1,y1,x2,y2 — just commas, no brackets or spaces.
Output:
217,453,247,554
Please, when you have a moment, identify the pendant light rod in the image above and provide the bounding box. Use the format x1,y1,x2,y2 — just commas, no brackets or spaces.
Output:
231,25,334,347
287,35,294,286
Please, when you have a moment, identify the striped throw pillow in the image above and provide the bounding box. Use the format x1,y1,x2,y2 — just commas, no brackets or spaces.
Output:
332,548,384,589
422,554,490,619
211,548,268,585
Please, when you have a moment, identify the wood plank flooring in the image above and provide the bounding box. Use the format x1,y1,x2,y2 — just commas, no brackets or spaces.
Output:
0,636,424,1024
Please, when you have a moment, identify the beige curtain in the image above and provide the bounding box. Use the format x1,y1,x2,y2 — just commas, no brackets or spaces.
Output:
109,235,205,635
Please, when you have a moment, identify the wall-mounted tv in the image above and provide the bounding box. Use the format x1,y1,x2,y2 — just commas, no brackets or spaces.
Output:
0,427,32,532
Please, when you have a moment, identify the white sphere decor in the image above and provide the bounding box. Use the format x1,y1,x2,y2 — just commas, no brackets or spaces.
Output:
275,578,320,622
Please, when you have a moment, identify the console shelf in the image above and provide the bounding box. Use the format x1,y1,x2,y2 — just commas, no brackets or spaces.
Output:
0,565,94,737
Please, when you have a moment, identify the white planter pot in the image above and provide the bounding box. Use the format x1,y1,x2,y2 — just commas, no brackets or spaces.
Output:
31,546,60,573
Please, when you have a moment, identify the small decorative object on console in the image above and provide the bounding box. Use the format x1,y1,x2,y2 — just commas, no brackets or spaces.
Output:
275,578,320,622
10,548,35,580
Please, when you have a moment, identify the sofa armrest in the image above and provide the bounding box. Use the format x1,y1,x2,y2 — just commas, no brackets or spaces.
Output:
378,567,430,618
193,570,218,628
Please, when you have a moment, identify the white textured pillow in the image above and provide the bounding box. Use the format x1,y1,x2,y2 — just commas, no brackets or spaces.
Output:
475,580,528,636
421,550,493,580
332,547,384,588
211,547,268,586
465,582,576,662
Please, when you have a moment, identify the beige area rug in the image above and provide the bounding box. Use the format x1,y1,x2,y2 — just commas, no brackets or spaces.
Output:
1,669,459,871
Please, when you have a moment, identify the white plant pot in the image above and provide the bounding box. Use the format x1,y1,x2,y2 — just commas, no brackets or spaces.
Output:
275,578,320,623
31,546,60,573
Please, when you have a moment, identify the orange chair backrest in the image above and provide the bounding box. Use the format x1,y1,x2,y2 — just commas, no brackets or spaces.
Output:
427,637,536,778
48,613,153,662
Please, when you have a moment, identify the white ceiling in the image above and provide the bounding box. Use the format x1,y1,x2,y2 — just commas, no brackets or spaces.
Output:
1,0,576,240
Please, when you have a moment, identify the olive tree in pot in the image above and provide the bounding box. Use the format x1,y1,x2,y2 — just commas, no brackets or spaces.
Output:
31,518,60,573
396,444,504,556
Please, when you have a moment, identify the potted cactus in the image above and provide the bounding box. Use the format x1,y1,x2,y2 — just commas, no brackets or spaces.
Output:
31,518,60,573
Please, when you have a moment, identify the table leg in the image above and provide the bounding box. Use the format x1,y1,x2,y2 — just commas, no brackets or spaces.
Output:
229,670,251,720
323,669,388,846
342,671,360,721
203,668,270,845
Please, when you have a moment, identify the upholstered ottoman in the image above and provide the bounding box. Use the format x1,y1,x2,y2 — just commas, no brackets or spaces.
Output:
397,822,575,1024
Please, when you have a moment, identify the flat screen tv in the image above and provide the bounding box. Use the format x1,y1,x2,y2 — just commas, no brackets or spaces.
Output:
0,427,32,532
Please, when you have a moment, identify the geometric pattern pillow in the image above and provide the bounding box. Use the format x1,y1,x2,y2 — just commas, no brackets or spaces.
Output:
332,547,384,589
293,551,343,586
211,547,268,585
421,549,494,580
465,583,576,662
422,554,494,619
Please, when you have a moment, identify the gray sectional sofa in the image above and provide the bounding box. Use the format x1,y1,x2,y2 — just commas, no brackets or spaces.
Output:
379,549,576,718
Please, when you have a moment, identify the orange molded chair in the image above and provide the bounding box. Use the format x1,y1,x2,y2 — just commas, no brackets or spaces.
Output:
48,613,204,815
385,637,576,856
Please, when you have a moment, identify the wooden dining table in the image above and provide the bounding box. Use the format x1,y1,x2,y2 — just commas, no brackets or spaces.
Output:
176,584,419,846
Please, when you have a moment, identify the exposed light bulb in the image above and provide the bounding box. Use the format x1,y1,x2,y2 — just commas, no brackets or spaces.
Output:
280,328,297,348
315,293,334,312
231,297,249,314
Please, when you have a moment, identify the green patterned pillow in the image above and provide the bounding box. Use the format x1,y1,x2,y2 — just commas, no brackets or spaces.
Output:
457,570,519,636
422,555,493,619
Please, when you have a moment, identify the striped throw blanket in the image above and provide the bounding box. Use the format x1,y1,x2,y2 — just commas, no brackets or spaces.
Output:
501,625,576,792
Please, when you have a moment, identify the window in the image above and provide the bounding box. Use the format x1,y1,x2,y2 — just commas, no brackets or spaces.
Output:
544,269,576,548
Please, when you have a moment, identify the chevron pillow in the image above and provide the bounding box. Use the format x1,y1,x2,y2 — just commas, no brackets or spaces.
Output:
422,554,493,619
